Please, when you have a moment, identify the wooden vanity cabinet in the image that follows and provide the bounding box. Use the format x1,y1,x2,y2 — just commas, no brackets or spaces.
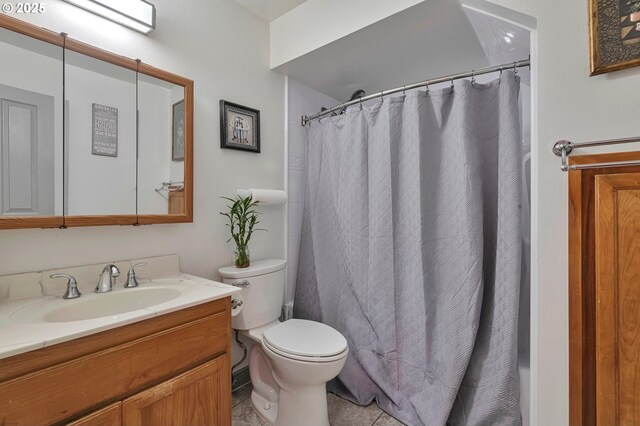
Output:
0,298,232,426
67,403,122,426
122,356,230,425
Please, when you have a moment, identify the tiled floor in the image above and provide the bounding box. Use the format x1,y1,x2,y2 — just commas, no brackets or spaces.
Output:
232,385,406,426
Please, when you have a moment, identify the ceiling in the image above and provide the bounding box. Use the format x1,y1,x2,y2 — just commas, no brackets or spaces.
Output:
233,0,308,21
274,0,492,101
232,0,531,103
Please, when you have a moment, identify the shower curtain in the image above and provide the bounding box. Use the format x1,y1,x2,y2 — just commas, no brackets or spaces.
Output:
294,71,522,425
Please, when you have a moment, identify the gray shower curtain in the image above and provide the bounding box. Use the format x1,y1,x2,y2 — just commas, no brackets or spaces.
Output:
294,72,522,425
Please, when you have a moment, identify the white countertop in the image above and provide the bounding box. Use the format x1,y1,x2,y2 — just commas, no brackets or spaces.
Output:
0,273,240,360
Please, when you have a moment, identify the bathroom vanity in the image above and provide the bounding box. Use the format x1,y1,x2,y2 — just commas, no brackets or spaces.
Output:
0,256,240,425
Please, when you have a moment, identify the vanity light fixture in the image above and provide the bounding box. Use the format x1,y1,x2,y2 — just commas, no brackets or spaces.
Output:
63,0,156,34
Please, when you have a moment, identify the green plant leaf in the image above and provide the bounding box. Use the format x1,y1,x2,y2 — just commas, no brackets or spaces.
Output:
219,195,268,252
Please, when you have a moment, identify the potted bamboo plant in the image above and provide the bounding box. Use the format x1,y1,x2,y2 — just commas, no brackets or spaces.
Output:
220,196,265,268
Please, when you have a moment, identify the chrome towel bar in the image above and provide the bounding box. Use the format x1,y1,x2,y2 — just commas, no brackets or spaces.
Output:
552,136,640,171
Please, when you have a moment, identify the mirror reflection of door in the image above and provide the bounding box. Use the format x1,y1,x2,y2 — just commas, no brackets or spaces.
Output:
0,23,62,218
0,85,55,216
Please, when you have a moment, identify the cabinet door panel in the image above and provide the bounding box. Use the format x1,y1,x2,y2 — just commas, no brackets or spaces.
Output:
122,356,231,426
67,402,121,426
595,173,640,425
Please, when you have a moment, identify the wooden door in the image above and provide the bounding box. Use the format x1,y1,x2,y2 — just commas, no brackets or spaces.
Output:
595,173,640,425
569,153,640,425
122,355,231,426
66,403,121,426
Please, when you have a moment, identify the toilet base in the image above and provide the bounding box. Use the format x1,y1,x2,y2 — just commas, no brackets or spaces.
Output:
272,383,330,426
251,390,278,424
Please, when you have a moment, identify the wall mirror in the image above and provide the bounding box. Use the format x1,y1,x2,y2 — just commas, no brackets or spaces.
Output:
0,14,193,230
64,49,137,220
137,73,187,217
0,24,63,228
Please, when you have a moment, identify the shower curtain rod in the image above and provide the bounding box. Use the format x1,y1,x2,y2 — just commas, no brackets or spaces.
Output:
301,58,531,126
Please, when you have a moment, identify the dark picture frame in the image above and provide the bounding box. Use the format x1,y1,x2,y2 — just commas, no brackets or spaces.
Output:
589,0,640,75
220,100,260,153
172,100,185,162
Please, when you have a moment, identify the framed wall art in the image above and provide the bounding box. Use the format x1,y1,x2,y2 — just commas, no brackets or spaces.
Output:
589,0,640,74
172,100,185,161
220,100,260,153
92,103,118,157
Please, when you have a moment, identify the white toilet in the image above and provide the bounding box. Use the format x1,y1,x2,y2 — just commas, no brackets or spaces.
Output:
219,259,348,426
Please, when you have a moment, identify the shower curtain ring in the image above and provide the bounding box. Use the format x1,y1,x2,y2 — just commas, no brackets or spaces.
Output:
425,81,430,94
402,85,406,96
380,91,384,103
500,65,504,75
471,70,476,86
450,76,454,91
359,97,363,109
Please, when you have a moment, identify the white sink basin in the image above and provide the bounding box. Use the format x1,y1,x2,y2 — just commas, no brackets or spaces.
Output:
11,286,185,323
46,287,182,322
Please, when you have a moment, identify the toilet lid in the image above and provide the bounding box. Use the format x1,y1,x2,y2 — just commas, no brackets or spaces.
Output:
263,319,348,358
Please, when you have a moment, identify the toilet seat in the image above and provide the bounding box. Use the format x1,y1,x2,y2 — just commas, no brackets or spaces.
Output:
262,319,348,363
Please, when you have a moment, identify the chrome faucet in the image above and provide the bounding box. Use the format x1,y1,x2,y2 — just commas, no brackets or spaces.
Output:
96,264,120,293
50,273,81,299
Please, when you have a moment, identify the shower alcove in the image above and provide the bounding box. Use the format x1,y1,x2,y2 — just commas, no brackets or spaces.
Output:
277,1,536,424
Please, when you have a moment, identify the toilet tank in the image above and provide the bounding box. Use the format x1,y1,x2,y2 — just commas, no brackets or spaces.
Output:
218,259,286,330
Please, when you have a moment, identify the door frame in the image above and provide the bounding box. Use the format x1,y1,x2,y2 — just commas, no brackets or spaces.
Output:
568,151,640,426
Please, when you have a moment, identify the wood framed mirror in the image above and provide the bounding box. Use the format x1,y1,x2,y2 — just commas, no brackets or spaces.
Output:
0,14,193,230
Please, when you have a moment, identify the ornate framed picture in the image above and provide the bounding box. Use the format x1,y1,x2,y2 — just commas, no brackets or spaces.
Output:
220,100,260,153
589,0,640,75
172,100,185,161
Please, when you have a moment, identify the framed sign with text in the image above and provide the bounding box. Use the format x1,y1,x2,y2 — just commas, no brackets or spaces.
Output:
92,103,118,157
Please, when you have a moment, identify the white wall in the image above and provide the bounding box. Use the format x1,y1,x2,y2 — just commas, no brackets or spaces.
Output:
286,78,338,305
0,0,285,352
489,0,640,424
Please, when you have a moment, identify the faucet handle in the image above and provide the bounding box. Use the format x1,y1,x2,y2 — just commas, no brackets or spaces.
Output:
50,274,81,300
124,262,147,288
